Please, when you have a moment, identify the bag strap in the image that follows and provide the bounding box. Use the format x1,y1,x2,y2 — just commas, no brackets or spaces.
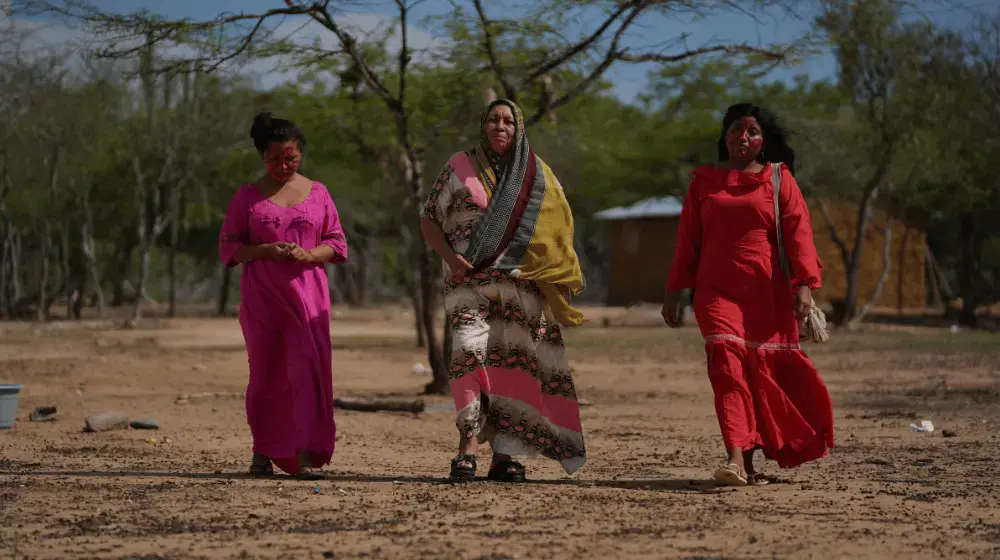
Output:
772,162,792,283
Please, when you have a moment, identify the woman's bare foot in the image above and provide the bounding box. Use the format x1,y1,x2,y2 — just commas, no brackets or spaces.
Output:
294,449,325,480
742,448,769,486
487,453,526,482
742,448,756,478
713,446,748,486
450,436,478,479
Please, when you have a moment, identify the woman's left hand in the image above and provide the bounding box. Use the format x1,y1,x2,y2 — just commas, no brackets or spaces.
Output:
795,285,812,320
287,243,315,263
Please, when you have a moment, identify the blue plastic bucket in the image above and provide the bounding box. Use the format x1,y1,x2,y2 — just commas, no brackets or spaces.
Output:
0,385,22,429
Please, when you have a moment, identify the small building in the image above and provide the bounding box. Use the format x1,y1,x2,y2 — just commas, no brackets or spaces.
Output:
593,197,684,307
594,197,927,310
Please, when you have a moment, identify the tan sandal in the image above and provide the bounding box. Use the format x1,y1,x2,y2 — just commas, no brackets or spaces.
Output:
713,463,748,486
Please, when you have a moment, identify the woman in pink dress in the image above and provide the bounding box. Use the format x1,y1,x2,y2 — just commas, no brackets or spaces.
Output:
218,111,348,480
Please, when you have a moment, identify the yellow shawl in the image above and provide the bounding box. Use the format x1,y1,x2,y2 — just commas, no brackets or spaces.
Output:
471,147,586,326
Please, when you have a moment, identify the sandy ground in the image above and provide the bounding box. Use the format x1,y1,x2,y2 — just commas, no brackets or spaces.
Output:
1,305,999,559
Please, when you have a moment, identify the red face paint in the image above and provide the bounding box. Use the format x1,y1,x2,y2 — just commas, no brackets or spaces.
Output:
725,117,764,162
263,141,301,182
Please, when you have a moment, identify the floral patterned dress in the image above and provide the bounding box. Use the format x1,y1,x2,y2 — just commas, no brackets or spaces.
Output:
421,152,586,475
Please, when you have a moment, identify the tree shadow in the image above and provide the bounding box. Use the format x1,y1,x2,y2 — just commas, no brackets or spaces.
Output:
1,470,758,492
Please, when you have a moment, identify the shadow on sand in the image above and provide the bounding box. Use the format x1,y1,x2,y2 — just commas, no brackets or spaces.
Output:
1,469,778,493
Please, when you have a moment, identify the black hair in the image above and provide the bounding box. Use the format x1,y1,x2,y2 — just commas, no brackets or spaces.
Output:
250,109,307,154
717,102,796,175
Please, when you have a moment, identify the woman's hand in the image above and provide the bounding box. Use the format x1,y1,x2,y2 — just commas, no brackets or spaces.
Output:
795,285,813,320
262,242,294,261
286,243,316,263
661,290,682,328
445,253,473,279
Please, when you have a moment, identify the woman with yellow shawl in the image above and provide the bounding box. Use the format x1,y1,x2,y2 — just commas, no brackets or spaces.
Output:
420,99,587,482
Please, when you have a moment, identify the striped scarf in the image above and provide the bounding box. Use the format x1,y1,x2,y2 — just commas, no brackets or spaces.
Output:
463,99,532,268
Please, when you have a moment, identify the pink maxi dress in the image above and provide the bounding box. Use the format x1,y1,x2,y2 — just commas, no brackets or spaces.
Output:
218,182,348,475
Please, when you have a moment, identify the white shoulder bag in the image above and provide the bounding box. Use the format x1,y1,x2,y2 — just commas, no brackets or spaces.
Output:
772,163,830,344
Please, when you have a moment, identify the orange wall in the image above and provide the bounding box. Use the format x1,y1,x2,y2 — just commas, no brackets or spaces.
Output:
603,201,926,309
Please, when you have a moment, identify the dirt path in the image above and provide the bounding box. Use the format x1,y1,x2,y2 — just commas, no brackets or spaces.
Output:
1,310,998,559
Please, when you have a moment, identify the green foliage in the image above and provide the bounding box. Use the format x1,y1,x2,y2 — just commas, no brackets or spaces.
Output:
2,0,998,320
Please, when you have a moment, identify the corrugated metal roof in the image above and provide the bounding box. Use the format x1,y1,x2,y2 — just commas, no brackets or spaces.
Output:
593,196,684,220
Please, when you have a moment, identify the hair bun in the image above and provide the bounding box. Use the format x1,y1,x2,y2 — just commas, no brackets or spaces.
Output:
250,109,273,140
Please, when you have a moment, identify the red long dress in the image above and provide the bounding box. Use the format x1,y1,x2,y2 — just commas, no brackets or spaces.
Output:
667,163,834,468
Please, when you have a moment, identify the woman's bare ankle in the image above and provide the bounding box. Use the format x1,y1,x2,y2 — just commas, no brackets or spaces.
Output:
726,447,746,473
456,438,478,467
742,449,756,475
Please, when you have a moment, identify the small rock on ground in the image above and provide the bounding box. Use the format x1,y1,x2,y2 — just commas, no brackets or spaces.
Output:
83,411,129,432
29,406,57,422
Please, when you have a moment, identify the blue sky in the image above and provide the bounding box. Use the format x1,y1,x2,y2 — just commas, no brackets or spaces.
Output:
13,0,993,103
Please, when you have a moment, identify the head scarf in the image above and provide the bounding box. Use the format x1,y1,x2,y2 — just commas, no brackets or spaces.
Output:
466,99,533,267
459,99,587,327
474,99,528,195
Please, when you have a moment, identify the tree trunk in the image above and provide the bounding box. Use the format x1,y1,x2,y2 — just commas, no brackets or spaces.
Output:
131,164,151,322
37,221,51,322
366,235,382,304
341,249,361,305
355,236,369,306
398,152,447,394
400,228,426,347
850,218,893,327
217,264,232,316
167,185,180,318
840,186,882,325
81,203,105,317
958,219,981,328
111,228,136,307
133,241,151,321
896,225,910,316
419,244,448,394
61,227,74,319
9,227,22,307
0,159,8,318
130,156,170,322
0,217,8,319
927,244,943,310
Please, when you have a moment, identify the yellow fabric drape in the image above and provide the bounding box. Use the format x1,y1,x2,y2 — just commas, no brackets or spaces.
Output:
474,151,585,326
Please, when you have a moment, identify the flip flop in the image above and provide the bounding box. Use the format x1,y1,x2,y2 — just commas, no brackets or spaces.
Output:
713,463,748,487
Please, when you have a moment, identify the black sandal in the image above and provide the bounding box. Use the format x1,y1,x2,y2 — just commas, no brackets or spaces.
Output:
449,454,477,480
487,460,526,483
249,453,274,477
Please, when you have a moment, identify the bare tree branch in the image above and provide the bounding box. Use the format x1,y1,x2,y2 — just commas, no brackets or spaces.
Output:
850,216,893,327
473,0,519,102
817,198,851,268
282,0,401,111
523,2,645,126
616,43,790,64
521,0,637,86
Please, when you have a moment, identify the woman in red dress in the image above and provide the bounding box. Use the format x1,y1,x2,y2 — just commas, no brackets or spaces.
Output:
662,103,834,486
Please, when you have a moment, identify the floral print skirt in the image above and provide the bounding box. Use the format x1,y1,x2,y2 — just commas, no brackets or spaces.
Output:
446,269,586,475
